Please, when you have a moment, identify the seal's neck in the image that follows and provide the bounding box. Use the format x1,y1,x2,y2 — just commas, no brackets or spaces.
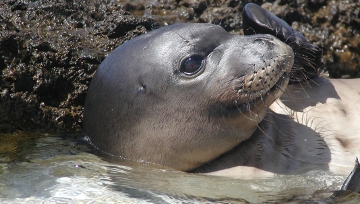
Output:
242,112,330,174
193,110,330,175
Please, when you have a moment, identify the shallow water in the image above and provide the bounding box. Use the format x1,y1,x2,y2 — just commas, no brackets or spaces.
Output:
0,132,359,203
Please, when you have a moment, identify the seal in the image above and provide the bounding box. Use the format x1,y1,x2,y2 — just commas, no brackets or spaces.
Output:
84,3,360,177
83,23,294,171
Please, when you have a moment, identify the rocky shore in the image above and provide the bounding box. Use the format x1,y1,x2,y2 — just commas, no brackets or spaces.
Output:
1,0,359,132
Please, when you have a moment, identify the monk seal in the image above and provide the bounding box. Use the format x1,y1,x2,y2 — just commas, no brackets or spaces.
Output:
84,3,360,177
83,21,294,171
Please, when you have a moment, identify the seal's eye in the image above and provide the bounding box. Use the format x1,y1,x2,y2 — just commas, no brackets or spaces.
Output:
180,55,205,76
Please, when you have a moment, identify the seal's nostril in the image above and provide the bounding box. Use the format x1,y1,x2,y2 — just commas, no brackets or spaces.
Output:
253,34,274,42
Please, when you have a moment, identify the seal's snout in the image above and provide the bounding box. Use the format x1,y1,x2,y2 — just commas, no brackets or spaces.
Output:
211,33,293,118
251,34,294,72
242,3,322,81
239,36,293,101
230,34,293,85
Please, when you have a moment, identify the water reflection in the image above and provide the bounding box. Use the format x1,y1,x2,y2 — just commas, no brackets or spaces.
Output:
0,133,359,203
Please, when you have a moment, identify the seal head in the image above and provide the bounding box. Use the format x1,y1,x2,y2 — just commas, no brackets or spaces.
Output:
83,23,294,171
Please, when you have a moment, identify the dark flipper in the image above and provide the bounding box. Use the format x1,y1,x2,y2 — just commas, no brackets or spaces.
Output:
341,158,360,193
242,3,323,82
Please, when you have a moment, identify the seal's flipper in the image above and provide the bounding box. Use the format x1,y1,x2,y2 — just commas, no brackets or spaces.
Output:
242,3,323,82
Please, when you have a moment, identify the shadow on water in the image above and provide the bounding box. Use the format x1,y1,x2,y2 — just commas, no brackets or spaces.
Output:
0,132,359,203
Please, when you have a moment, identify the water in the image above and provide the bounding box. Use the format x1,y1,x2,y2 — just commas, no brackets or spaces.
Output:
0,132,359,203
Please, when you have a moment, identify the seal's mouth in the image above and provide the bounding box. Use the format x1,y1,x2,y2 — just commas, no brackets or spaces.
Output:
225,71,290,114
220,52,293,116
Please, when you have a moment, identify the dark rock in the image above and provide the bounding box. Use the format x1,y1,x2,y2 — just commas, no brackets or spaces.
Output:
129,0,360,78
341,158,360,193
0,0,159,132
1,0,359,133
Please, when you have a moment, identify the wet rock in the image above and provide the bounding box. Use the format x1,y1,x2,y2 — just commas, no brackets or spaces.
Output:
127,0,360,77
0,0,159,132
1,0,359,133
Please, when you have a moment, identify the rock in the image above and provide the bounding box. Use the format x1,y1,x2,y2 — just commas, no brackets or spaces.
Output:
1,0,359,133
128,0,360,78
0,0,159,132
